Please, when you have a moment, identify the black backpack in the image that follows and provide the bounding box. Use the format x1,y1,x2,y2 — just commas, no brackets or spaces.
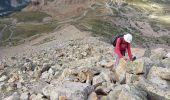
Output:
111,34,124,47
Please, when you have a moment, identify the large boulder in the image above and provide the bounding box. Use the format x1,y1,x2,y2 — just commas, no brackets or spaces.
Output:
159,72,170,81
0,62,7,70
115,59,127,83
20,92,29,100
28,80,48,94
147,66,170,89
42,81,93,100
131,48,146,58
136,77,170,100
87,92,98,100
166,52,170,58
57,67,99,83
126,59,145,75
150,48,167,61
115,58,145,83
97,60,115,68
3,92,20,100
140,57,154,78
0,75,8,82
30,93,44,100
93,75,105,86
126,73,140,84
161,58,170,68
93,69,116,85
0,64,5,70
108,84,147,100
57,68,75,81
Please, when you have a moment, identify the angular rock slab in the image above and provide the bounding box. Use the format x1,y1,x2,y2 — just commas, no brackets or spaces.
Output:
150,48,167,61
136,77,170,100
43,81,93,100
126,59,145,75
159,72,170,81
131,48,146,58
115,59,145,83
147,66,170,89
126,73,140,84
115,59,127,83
161,58,170,69
108,84,147,100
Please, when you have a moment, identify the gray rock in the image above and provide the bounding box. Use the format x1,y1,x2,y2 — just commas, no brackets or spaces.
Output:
42,81,93,100
161,58,170,68
87,92,98,100
141,57,153,78
93,75,105,86
97,60,114,68
150,48,167,62
94,69,116,84
108,84,147,100
43,17,52,23
126,73,140,84
115,59,127,83
0,62,7,70
16,82,22,89
41,63,51,74
159,72,170,81
126,59,145,75
166,53,170,58
57,68,78,82
20,92,29,100
30,93,45,100
23,62,35,71
0,82,5,90
131,48,146,58
48,68,54,75
28,80,48,94
115,58,145,83
3,92,20,100
136,76,170,100
0,75,8,82
0,64,4,70
41,71,50,79
147,66,170,89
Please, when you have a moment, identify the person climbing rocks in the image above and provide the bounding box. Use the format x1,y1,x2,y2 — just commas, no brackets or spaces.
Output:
111,33,136,71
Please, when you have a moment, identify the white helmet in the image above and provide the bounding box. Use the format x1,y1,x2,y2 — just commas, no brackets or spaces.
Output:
124,33,132,43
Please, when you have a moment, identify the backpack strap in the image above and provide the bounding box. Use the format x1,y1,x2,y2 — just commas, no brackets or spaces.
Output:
119,37,123,45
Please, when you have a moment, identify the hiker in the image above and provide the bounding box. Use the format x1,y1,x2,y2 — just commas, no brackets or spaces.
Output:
111,33,136,71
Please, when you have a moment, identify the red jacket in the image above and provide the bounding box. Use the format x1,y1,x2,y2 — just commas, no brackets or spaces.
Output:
114,37,133,60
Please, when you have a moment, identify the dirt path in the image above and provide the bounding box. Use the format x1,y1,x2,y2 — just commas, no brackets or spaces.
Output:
0,24,8,40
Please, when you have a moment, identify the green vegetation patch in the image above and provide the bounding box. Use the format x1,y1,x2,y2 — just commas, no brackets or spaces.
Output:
91,19,125,37
10,11,50,22
75,18,125,38
133,33,170,47
75,18,170,47
0,23,57,46
13,23,56,38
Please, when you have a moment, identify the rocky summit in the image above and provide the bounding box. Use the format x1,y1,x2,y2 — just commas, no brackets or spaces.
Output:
0,0,170,100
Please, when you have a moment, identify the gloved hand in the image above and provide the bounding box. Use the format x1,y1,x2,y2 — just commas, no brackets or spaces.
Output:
123,57,128,61
132,56,136,61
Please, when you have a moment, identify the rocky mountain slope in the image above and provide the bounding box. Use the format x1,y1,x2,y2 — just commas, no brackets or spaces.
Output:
0,25,170,100
0,0,170,100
